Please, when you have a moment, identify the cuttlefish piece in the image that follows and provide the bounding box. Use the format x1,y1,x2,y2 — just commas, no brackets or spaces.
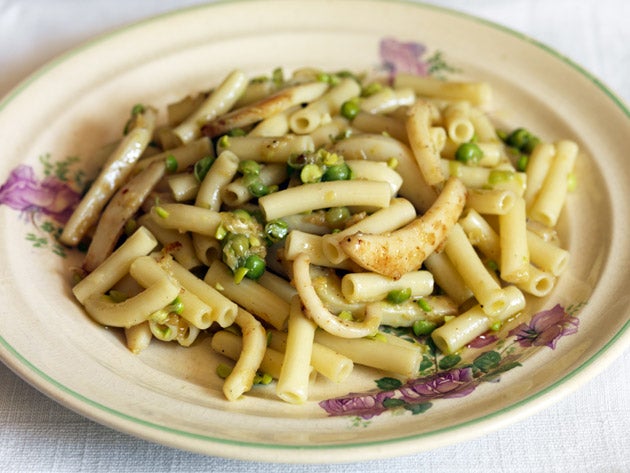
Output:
339,177,467,279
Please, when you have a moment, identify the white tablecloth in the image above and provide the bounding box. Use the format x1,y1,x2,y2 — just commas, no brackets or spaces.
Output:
1,1,629,471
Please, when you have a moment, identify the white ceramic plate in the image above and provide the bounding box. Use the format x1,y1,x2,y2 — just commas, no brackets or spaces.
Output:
0,0,629,464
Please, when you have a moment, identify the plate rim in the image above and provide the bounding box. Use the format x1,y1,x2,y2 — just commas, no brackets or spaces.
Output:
1,0,629,463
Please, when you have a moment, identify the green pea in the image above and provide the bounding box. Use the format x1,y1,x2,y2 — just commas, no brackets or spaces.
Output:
455,142,483,165
522,135,540,154
323,162,352,181
227,128,247,137
516,154,529,172
416,297,432,312
300,163,324,183
362,82,383,97
340,99,360,120
247,178,269,197
325,206,351,226
316,72,332,83
412,320,437,336
232,208,252,222
216,363,233,379
506,127,539,154
243,254,266,280
238,160,261,176
386,287,412,304
164,155,178,173
265,219,289,242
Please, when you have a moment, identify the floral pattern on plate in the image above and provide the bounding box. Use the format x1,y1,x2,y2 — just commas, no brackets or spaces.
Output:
320,304,581,422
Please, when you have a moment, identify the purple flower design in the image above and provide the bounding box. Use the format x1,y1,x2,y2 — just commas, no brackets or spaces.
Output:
467,333,499,349
320,367,476,419
508,304,579,349
0,164,80,223
379,37,430,77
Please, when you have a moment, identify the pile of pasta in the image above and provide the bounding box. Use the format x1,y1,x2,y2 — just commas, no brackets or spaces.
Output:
61,67,577,403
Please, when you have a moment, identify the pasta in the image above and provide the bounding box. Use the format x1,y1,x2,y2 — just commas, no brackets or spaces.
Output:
63,66,578,405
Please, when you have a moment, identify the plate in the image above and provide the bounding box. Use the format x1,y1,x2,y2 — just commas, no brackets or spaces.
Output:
0,0,629,464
